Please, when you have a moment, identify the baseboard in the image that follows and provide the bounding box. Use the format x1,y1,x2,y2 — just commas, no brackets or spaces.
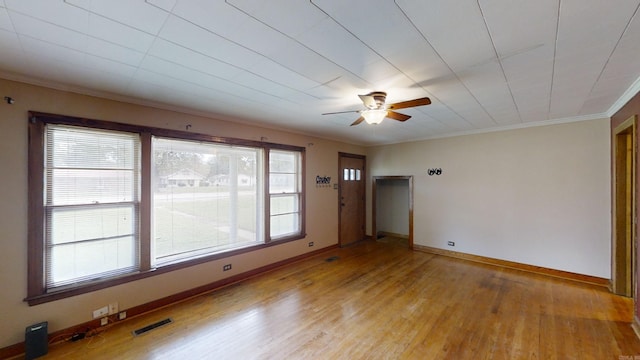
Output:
376,231,409,239
414,244,609,287
633,315,640,340
0,244,338,359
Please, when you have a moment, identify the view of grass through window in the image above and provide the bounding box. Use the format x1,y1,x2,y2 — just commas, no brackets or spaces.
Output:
153,138,263,264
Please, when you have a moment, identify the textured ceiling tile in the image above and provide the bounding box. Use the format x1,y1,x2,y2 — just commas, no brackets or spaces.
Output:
233,56,322,93
146,38,243,80
10,11,88,50
396,0,495,71
479,0,559,124
158,15,262,70
132,68,259,111
0,6,12,31
0,27,18,49
145,0,177,12
229,0,327,39
65,0,169,34
172,0,292,58
86,14,156,51
85,38,146,66
551,0,640,116
312,0,417,53
138,55,309,113
4,0,89,32
18,35,86,67
0,29,27,72
82,53,138,78
296,17,390,82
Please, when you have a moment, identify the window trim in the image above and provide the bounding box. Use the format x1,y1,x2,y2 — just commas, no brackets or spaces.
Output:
43,124,142,289
26,111,306,305
267,149,305,241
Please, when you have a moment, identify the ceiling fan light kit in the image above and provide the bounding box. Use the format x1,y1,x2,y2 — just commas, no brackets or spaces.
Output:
362,109,387,124
322,91,431,126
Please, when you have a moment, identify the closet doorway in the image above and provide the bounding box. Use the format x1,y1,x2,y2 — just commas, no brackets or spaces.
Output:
372,176,413,248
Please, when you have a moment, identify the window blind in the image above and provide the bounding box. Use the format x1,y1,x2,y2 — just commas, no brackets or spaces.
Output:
45,125,140,289
268,150,302,238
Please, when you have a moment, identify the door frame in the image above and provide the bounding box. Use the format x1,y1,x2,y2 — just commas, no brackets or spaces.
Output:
338,152,366,247
612,114,637,298
372,176,414,249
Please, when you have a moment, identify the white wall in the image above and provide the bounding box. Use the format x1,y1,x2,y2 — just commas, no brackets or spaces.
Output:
368,119,611,278
376,179,410,236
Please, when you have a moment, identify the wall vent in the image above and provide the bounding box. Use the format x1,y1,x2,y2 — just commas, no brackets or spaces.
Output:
132,318,173,337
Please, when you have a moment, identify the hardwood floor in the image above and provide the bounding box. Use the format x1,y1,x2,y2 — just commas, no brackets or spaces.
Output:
38,238,640,359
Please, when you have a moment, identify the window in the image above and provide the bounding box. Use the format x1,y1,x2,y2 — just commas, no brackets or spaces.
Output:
269,150,302,238
45,125,140,288
153,138,263,265
342,168,361,181
27,112,304,304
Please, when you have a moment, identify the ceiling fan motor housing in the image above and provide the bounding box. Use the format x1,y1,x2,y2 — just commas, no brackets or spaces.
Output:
367,91,387,109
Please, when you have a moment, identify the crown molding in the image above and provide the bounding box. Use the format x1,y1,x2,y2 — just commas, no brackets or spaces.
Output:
375,113,609,146
607,75,640,117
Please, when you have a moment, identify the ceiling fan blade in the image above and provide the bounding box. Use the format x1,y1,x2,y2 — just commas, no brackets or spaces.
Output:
387,97,431,110
322,109,361,115
386,111,411,122
350,116,365,126
358,94,377,109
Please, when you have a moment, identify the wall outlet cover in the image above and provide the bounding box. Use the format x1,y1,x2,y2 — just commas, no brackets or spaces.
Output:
92,306,109,319
108,302,118,315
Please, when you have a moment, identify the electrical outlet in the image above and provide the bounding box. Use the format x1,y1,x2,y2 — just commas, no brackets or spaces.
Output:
92,306,109,319
308,241,314,247
447,241,455,247
118,311,127,320
108,302,118,315
223,264,232,271
100,317,108,326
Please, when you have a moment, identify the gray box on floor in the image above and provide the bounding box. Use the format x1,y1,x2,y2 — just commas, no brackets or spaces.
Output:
25,321,48,360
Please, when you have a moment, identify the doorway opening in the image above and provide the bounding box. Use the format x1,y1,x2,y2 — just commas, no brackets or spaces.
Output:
613,115,637,298
372,176,413,249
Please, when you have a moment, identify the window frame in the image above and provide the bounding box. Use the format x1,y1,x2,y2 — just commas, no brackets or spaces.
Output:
27,112,305,305
44,124,142,289
267,149,304,241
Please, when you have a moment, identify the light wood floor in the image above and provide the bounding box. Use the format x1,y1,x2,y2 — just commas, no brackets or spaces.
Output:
39,238,640,359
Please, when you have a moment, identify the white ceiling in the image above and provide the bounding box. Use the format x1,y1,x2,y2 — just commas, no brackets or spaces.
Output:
1,0,639,146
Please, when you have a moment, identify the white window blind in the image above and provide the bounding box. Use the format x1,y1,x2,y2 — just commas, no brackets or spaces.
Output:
269,150,301,238
45,125,140,289
152,137,263,265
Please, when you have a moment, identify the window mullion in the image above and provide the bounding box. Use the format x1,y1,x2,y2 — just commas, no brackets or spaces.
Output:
264,149,271,242
27,117,46,298
140,132,152,271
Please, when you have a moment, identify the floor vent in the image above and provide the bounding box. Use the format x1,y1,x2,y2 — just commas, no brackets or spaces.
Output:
325,256,339,262
132,318,173,337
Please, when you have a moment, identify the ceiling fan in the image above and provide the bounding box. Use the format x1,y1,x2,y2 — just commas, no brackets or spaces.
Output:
322,91,431,126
